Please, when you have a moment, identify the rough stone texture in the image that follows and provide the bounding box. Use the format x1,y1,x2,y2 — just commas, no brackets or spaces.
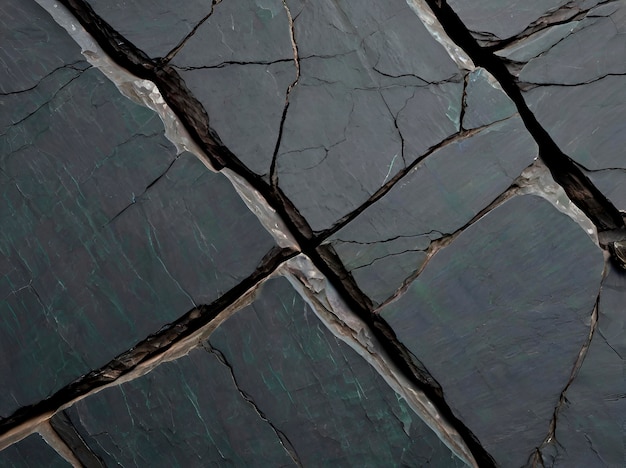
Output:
448,0,602,41
380,195,604,465
84,0,214,58
0,0,275,417
540,263,626,467
0,433,69,467
327,116,536,305
1,0,625,465
498,2,626,211
67,277,464,467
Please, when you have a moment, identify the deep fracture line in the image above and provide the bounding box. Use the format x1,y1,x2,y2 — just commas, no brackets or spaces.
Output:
30,1,498,465
423,0,624,233
0,247,296,450
269,0,301,187
204,344,303,467
530,259,609,465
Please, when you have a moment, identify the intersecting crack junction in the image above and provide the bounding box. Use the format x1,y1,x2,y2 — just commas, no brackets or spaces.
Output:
0,0,625,467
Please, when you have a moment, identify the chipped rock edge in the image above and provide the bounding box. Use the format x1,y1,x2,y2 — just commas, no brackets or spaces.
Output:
280,255,478,468
27,0,476,466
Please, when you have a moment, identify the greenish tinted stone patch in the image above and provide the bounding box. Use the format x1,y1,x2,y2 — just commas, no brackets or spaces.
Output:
0,34,274,416
0,0,83,95
66,347,297,467
208,277,465,466
0,433,69,467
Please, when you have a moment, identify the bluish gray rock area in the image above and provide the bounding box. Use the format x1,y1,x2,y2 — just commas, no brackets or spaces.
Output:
0,0,623,466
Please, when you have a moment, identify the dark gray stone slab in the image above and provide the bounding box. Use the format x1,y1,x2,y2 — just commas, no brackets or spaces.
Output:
0,4,275,416
516,4,626,84
327,116,537,304
66,348,296,467
274,0,464,230
524,76,626,172
495,21,581,63
462,68,516,130
543,264,626,467
0,0,83,95
170,0,293,67
448,0,600,41
170,0,295,176
175,62,295,176
380,194,604,465
504,3,626,177
84,0,213,58
207,277,465,466
66,277,464,466
0,433,69,467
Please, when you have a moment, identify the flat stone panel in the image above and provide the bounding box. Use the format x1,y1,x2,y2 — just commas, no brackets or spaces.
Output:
84,0,213,58
380,195,604,465
0,433,69,467
544,264,626,467
66,349,296,467
67,277,464,466
176,62,295,176
272,0,464,230
0,0,83,95
208,277,465,466
327,116,537,304
462,68,516,130
448,0,600,41
170,0,294,176
0,3,275,416
507,4,626,175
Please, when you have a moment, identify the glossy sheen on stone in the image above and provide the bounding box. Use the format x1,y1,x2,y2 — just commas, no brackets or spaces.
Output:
380,195,604,465
327,116,537,304
0,1,275,417
66,277,464,466
0,433,69,467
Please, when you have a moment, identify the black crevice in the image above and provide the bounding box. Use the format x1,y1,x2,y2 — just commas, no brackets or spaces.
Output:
49,411,106,468
0,246,297,437
424,0,625,233
204,344,303,467
310,244,497,467
49,1,498,465
59,0,315,244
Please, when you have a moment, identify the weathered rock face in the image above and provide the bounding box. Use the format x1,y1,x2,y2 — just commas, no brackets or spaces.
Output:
1,0,624,466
